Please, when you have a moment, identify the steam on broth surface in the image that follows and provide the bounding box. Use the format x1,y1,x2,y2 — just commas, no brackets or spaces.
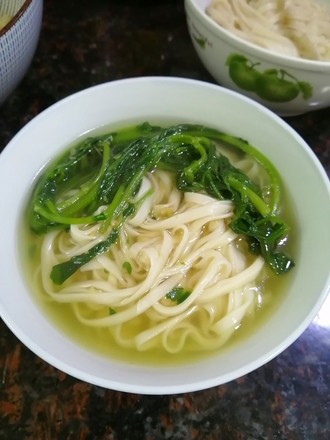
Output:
22,122,295,365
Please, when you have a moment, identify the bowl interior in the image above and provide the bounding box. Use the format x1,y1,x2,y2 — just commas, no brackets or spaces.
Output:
0,77,329,394
0,0,27,34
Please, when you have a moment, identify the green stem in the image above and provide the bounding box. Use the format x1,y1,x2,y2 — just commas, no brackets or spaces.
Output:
50,228,119,284
227,176,270,217
57,141,111,215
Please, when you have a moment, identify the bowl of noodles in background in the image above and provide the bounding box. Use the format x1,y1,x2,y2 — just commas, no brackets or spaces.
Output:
0,76,329,395
185,0,330,116
0,0,43,105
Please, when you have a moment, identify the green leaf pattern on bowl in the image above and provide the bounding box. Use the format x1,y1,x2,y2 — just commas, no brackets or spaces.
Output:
193,34,207,48
226,53,313,103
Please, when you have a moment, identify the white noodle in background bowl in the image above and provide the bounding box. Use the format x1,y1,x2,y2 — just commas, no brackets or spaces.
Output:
0,77,329,395
185,0,330,116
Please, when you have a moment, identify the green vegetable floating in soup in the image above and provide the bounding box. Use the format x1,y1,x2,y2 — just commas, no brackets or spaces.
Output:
26,123,294,356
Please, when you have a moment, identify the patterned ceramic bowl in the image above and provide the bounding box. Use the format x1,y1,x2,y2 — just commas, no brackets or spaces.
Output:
0,0,43,105
185,0,330,116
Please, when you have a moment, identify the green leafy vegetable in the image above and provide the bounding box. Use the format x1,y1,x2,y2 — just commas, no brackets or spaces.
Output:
29,122,294,284
166,287,191,304
122,261,132,275
50,228,119,285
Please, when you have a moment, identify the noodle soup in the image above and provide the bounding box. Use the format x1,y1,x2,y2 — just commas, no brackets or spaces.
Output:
21,122,296,366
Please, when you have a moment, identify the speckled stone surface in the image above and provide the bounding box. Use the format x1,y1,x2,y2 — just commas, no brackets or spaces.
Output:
0,1,329,439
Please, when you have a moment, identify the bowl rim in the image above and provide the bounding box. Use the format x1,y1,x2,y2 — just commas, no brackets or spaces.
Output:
0,0,33,38
186,0,330,71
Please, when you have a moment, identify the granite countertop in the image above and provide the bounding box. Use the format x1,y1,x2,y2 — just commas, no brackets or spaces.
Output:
0,1,329,439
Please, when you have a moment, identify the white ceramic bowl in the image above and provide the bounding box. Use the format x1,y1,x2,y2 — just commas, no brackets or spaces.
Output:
0,77,329,395
185,0,330,116
0,0,43,105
